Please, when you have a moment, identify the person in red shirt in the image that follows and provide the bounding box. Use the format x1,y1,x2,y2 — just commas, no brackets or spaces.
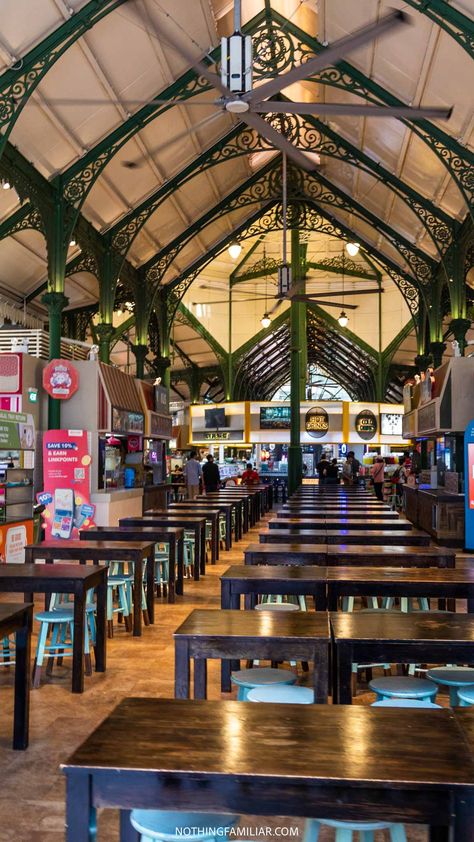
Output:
241,462,260,485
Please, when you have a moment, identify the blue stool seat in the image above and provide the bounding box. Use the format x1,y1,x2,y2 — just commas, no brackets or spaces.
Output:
426,667,474,706
369,676,437,701
35,609,75,623
254,602,299,612
231,667,296,701
372,699,442,709
458,686,474,706
304,819,406,842
247,685,313,704
130,810,239,841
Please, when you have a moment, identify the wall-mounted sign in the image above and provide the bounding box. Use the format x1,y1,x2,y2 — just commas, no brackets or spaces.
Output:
38,429,95,541
112,408,144,434
381,413,403,436
260,406,291,430
127,435,142,453
150,412,173,439
43,359,79,400
0,354,22,394
465,419,474,550
0,410,35,449
154,385,169,413
355,409,377,440
205,431,232,441
305,406,329,438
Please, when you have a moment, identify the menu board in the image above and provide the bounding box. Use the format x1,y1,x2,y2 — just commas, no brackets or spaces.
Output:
260,406,291,429
381,412,403,436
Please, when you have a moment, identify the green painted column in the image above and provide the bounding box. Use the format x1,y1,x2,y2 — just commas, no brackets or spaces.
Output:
450,317,472,355
131,343,148,379
190,366,201,404
288,229,305,496
95,322,115,363
42,291,69,429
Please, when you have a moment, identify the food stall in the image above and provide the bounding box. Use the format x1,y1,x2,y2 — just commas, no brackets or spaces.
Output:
402,358,471,545
137,380,173,510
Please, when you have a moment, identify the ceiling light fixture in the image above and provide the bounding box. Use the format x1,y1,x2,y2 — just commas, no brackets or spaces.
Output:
2,179,11,190
69,236,76,247
228,241,242,260
345,242,360,257
261,313,271,329
338,310,349,327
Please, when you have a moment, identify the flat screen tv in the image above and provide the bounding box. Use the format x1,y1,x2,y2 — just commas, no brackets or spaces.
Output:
260,406,291,429
204,407,226,429
381,412,402,436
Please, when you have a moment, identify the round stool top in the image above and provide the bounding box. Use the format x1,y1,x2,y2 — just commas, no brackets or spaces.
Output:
427,667,474,686
35,610,74,622
458,686,474,705
369,676,437,698
247,685,314,704
372,699,442,709
231,667,296,688
131,810,239,841
254,602,300,612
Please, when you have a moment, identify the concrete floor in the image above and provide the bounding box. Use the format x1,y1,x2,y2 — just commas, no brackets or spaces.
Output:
0,514,435,841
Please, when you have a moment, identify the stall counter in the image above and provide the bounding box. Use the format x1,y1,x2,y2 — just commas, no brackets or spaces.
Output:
403,484,464,546
91,487,144,527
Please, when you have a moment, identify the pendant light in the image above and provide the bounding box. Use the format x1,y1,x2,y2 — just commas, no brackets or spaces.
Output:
338,245,349,327
261,246,271,329
228,241,242,260
345,242,360,257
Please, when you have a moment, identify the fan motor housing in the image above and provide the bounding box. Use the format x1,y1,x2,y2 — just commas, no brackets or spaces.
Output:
221,34,253,94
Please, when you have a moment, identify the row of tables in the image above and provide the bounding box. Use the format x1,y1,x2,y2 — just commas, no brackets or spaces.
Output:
62,482,474,840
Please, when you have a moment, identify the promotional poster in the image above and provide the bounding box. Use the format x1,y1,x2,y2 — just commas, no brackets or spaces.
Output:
37,429,95,540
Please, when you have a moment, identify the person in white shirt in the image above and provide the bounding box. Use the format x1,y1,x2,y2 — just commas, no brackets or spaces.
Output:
183,452,202,500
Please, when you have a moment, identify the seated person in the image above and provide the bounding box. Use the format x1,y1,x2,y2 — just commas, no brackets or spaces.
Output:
241,462,260,485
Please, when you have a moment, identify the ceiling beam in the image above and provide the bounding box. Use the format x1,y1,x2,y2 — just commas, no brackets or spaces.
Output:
402,0,474,59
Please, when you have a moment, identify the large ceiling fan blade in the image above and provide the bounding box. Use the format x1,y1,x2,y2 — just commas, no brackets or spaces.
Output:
240,112,317,171
255,102,453,120
121,110,223,168
292,297,358,309
303,288,383,297
191,296,271,304
129,0,231,99
243,9,407,104
34,97,220,107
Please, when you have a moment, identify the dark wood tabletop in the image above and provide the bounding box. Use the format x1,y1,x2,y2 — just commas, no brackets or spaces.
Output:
120,515,206,580
278,510,399,520
148,507,219,564
172,500,233,549
259,528,430,545
174,608,330,702
83,526,183,604
245,542,328,565
221,564,328,611
327,544,455,567
455,708,474,755
331,611,474,705
270,518,413,531
62,697,474,842
0,603,32,750
0,563,107,693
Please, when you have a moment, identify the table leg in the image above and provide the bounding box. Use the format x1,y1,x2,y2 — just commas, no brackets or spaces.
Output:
221,657,231,693
314,642,329,704
468,591,474,614
453,789,474,842
65,771,96,842
221,580,231,609
336,642,353,705
174,639,190,698
244,594,256,609
428,828,449,842
146,550,155,624
95,575,107,673
226,511,232,550
168,539,177,601
120,811,140,842
315,585,327,611
234,506,240,542
13,616,30,750
193,658,207,699
200,526,206,575
72,590,86,694
132,555,142,637
193,527,200,581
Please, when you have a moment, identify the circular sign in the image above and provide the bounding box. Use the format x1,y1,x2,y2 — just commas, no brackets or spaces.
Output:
43,359,79,400
305,406,329,439
355,409,378,440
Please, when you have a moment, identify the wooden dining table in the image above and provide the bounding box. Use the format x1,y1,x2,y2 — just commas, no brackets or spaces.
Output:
327,544,455,568
171,500,233,550
166,505,220,562
221,565,328,611
245,542,328,566
174,608,330,702
197,494,243,540
0,603,32,749
120,515,206,579
0,562,107,693
277,508,400,520
259,528,431,545
25,539,154,637
331,611,474,704
62,697,474,842
270,517,413,531
82,526,184,602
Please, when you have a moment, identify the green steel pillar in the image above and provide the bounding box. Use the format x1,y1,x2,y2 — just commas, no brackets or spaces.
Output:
226,281,233,401
288,229,305,496
96,243,122,363
95,322,115,363
43,196,70,429
42,291,69,429
132,343,148,379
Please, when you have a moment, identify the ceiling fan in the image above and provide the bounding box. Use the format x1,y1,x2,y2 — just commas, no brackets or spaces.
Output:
44,1,453,171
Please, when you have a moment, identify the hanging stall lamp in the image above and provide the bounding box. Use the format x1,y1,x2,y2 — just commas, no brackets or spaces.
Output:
338,310,349,327
2,179,11,190
69,237,76,247
261,313,271,329
228,241,242,260
345,242,360,257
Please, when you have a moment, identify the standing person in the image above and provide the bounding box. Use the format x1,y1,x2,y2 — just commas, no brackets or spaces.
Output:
348,450,360,485
342,454,353,486
241,462,260,486
325,458,339,485
316,453,331,485
370,456,385,501
183,451,202,500
202,453,221,493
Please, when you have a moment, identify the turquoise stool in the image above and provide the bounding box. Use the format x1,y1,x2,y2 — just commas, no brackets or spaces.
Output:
369,675,437,702
304,819,406,842
130,810,238,841
426,667,474,706
155,545,169,597
107,576,132,636
32,608,93,688
1,635,14,666
247,684,313,704
458,686,474,706
372,699,442,709
231,667,296,700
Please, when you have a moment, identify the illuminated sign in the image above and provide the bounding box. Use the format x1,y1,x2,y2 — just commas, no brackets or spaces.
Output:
355,409,377,440
305,406,329,439
381,413,403,436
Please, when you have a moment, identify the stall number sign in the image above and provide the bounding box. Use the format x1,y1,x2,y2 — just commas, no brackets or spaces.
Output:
305,406,329,438
355,409,377,440
205,431,231,441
